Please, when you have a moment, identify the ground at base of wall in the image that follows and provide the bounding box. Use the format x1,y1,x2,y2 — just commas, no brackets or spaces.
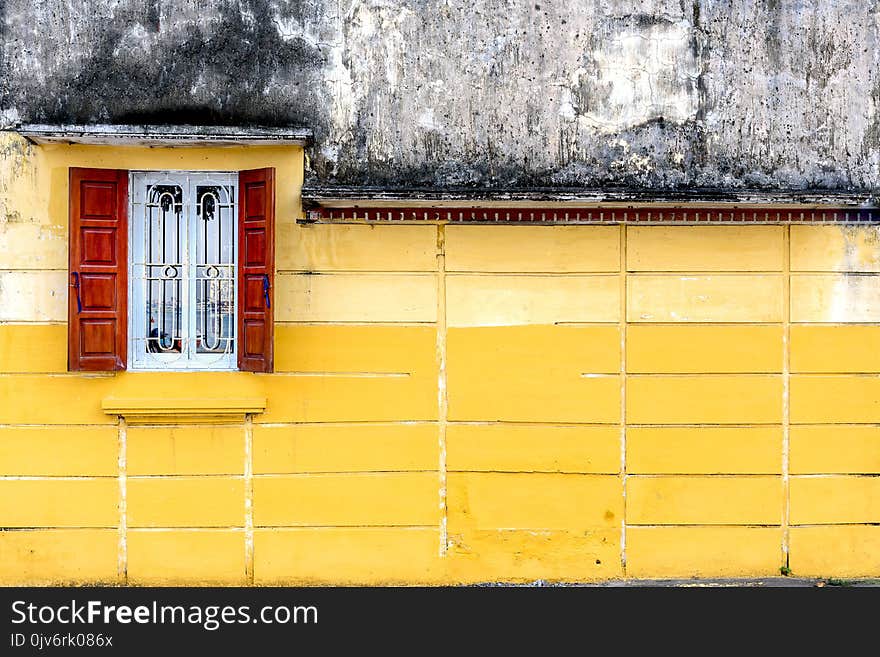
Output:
477,578,880,587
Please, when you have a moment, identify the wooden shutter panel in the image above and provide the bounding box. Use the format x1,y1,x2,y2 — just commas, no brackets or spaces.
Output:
68,168,128,371
238,168,275,372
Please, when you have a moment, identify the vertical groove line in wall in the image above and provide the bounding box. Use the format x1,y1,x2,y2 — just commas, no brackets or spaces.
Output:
782,224,791,569
619,224,628,576
245,415,255,583
437,224,449,557
117,416,128,584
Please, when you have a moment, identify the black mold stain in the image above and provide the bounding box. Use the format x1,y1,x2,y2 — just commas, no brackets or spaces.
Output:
28,0,324,127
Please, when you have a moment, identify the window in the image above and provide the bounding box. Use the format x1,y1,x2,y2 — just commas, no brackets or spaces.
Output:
129,171,238,370
68,167,275,373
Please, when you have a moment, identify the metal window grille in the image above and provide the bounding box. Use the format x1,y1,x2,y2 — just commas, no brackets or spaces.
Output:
129,171,238,370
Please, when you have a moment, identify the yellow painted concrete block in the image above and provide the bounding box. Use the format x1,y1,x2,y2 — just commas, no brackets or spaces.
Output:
447,325,619,422
0,529,119,585
790,375,880,423
448,372,619,423
626,376,782,424
0,323,67,372
276,273,437,323
0,426,117,476
791,274,880,322
628,275,784,322
446,424,620,473
790,526,880,577
626,325,783,373
0,479,117,527
0,221,67,270
127,425,244,476
254,528,443,585
449,325,620,374
447,473,622,530
790,426,880,474
258,374,436,423
447,528,622,583
790,476,880,524
445,225,620,273
126,477,244,528
254,473,438,526
0,271,67,321
253,424,437,474
627,427,781,474
0,375,109,425
626,527,781,578
279,224,437,272
127,530,245,585
791,325,880,373
274,324,436,373
791,225,880,273
626,476,781,525
112,371,263,397
627,226,784,272
446,274,619,327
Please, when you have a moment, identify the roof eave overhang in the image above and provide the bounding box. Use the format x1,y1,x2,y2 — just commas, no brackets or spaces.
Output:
302,185,880,210
15,123,313,147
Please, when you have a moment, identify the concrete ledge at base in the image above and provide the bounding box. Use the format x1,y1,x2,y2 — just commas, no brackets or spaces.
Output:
101,396,267,424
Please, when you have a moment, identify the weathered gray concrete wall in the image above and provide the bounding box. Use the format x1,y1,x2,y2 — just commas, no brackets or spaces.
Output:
2,0,879,191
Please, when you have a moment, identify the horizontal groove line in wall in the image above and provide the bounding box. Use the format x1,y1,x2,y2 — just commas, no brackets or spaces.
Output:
445,421,621,427
626,473,782,478
789,473,880,478
444,469,622,475
270,372,411,378
125,527,246,532
789,372,880,377
277,270,438,275
791,271,880,275
252,470,440,476
0,268,68,273
0,475,118,480
276,321,438,326
626,423,784,428
252,421,439,428
624,322,786,326
445,270,620,275
0,526,122,531
0,373,115,379
624,523,784,529
625,270,784,275
790,322,880,326
786,523,880,528
626,372,784,377
126,474,245,479
788,422,880,427
0,321,66,326
252,524,439,530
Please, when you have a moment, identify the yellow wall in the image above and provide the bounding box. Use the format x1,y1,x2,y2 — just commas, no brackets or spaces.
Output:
1,132,879,584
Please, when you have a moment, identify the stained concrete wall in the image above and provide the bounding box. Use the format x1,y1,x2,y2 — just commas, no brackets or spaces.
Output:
2,0,879,191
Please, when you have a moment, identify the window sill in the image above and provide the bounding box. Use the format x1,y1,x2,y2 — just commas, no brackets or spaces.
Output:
102,396,266,424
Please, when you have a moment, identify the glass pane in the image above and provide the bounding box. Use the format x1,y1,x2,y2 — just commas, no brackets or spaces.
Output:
145,184,183,354
195,184,235,355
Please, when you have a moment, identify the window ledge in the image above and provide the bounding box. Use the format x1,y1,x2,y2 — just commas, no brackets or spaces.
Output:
102,396,266,424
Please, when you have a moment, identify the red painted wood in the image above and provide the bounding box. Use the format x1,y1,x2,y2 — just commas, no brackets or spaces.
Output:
238,168,275,373
69,168,128,371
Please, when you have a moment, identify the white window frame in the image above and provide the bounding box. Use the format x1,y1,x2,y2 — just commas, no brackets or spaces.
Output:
128,170,239,371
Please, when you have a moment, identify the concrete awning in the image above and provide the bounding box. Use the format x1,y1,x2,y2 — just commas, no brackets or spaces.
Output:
16,123,313,147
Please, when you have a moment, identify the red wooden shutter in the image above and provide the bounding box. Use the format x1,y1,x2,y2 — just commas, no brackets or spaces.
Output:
238,168,275,372
68,168,128,371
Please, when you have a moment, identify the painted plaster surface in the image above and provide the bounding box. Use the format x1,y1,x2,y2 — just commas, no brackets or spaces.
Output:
2,138,880,583
2,1,880,191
